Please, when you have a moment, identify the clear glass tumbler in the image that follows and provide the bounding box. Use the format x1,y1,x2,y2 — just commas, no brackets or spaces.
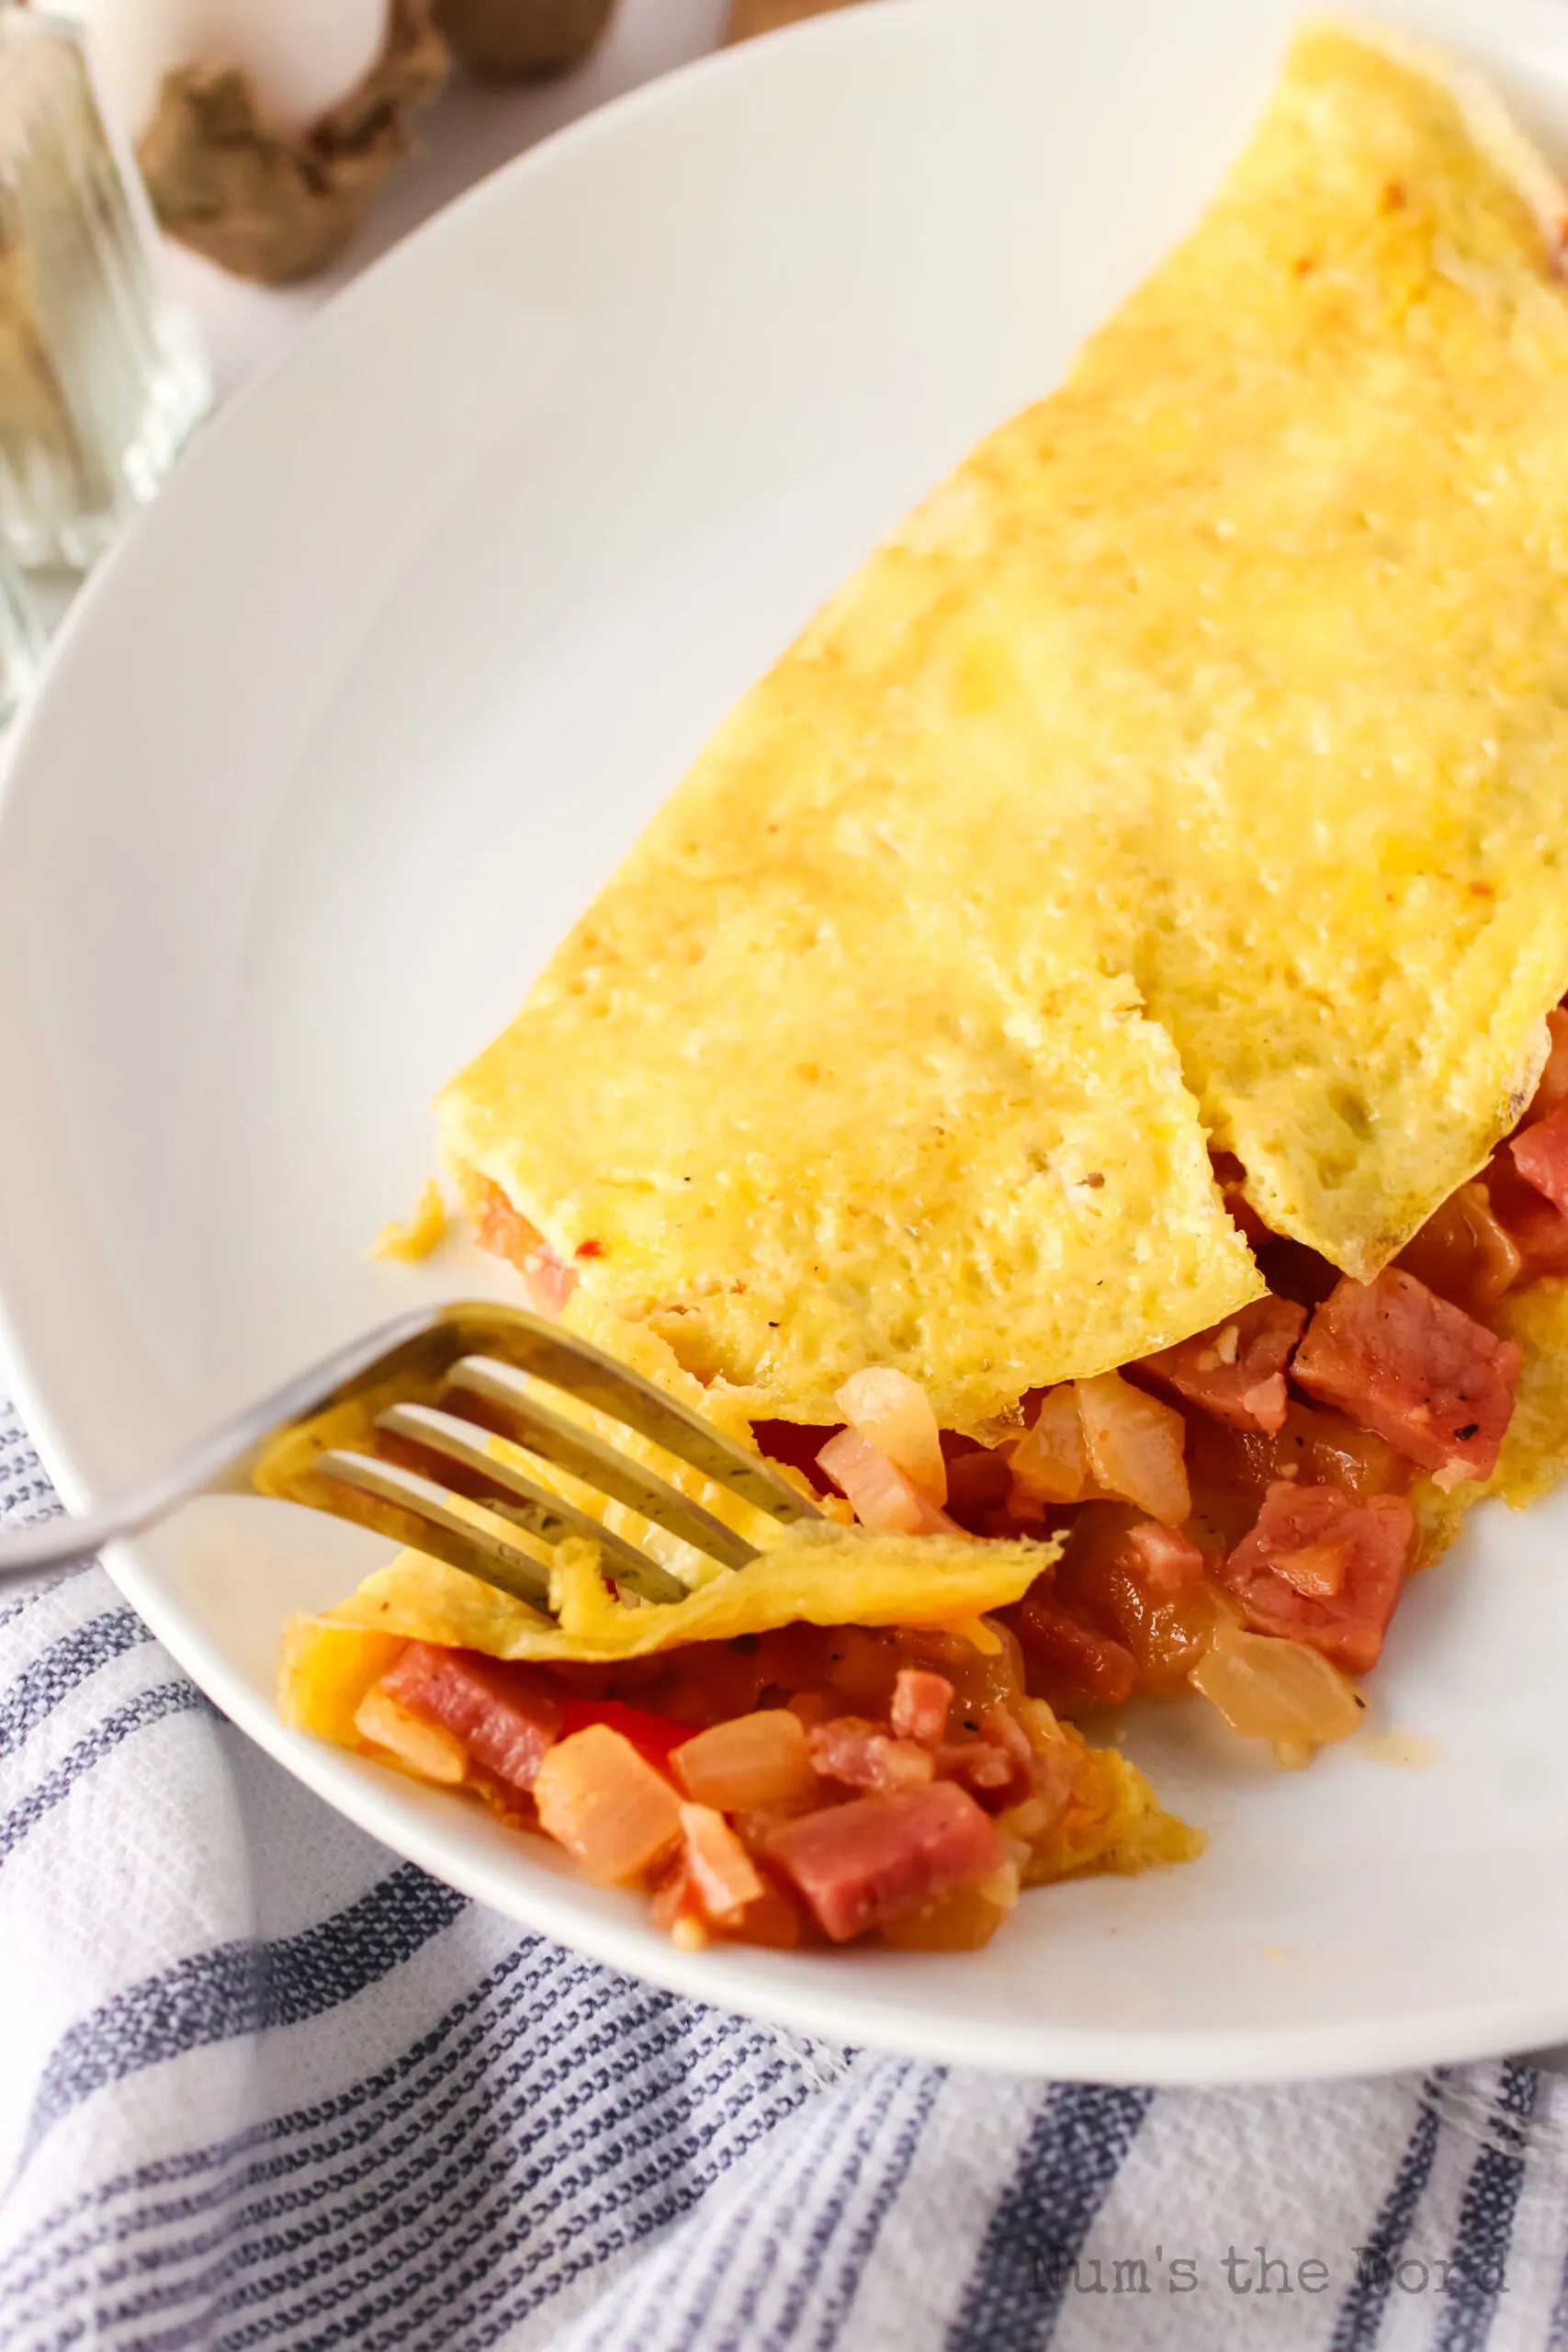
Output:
0,534,40,729
0,3,211,570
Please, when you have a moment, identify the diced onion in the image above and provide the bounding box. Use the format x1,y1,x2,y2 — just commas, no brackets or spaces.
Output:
1190,1623,1363,1752
1008,1386,1089,1506
679,1803,765,1924
1075,1371,1190,1523
817,1428,956,1533
672,1711,818,1810
533,1723,682,1883
833,1367,948,1503
354,1685,468,1784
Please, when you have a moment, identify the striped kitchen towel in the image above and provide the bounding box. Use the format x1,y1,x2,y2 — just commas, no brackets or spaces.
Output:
6,1392,1568,2352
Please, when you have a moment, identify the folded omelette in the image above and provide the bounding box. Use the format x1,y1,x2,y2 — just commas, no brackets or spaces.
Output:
441,19,1568,1435
279,19,1568,1961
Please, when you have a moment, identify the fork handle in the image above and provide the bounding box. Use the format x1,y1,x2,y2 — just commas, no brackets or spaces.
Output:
0,1508,131,1581
0,1306,448,1588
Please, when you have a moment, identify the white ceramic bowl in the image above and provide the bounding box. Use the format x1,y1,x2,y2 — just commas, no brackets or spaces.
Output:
4,0,1568,2083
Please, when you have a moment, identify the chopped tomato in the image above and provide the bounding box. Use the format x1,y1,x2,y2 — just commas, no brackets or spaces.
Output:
1219,1482,1415,1673
942,1444,1014,1528
1292,1268,1520,1489
764,1781,1003,1943
382,1644,561,1792
1137,1295,1306,1435
1184,1398,1409,1552
1104,1567,1233,1688
1013,1589,1137,1709
1054,1510,1228,1689
1485,1152,1568,1280
558,1697,698,1773
1396,1181,1521,1318
1511,1102,1568,1217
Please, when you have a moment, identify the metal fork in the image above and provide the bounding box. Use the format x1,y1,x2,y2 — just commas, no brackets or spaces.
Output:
0,1302,821,1605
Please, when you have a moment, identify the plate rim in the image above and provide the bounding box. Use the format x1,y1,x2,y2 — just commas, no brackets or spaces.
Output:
5,0,1568,2086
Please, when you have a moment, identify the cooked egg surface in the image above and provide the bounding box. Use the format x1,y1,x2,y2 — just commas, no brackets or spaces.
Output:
284,1524,1059,1672
371,1179,446,1263
443,22,1568,1422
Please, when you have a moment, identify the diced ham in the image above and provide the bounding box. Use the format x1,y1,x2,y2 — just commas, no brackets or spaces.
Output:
1511,1102,1568,1217
807,1715,934,1793
764,1781,1004,1942
1292,1268,1520,1489
381,1643,561,1792
930,1703,1035,1807
1219,1481,1415,1673
816,1429,959,1535
1138,1295,1306,1436
889,1668,953,1747
1122,1521,1206,1598
1014,1592,1137,1707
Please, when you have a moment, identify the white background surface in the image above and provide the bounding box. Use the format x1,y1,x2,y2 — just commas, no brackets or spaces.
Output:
163,0,730,401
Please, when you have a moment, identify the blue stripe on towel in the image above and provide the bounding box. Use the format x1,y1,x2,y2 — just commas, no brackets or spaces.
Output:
1434,2063,1538,2352
26,1864,468,2146
945,2085,1154,2352
0,1611,152,1761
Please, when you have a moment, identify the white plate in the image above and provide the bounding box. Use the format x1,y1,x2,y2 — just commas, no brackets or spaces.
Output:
5,0,1568,2086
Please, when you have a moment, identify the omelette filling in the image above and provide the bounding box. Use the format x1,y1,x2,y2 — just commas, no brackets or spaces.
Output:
277,1015,1568,1958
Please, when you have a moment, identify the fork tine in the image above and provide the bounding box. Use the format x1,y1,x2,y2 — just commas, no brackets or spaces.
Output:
295,1303,821,1529
440,1357,761,1571
374,1407,689,1604
293,1448,556,1607
439,1306,819,1525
